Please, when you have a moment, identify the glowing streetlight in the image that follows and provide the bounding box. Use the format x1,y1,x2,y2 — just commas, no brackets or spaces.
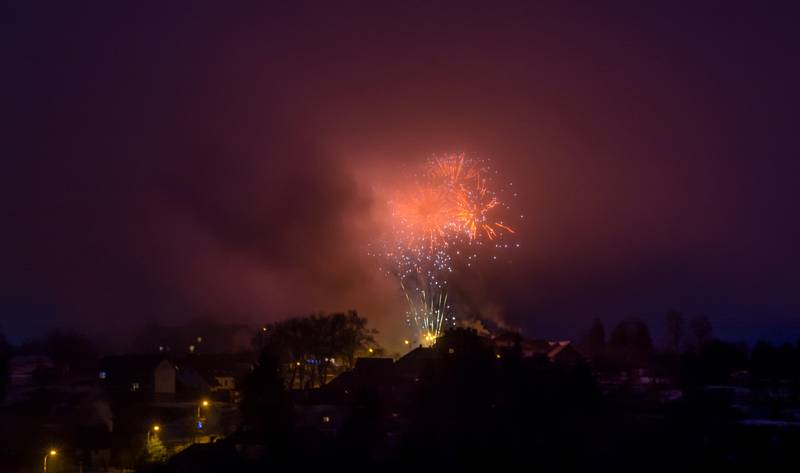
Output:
368,348,374,354
196,399,211,429
147,424,161,442
194,399,211,443
404,339,410,346
43,449,57,473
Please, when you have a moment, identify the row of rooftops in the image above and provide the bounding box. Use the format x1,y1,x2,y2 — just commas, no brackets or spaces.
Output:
295,329,584,405
96,353,255,398
7,328,579,401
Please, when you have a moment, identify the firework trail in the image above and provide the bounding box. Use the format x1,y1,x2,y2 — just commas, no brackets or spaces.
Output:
375,153,519,346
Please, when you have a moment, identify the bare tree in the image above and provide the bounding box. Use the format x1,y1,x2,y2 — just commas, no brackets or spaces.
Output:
608,317,653,367
688,316,713,352
580,318,606,359
665,310,684,353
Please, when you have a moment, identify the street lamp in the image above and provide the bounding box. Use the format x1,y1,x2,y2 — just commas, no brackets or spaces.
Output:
147,424,160,442
43,449,56,473
196,399,210,426
194,399,211,443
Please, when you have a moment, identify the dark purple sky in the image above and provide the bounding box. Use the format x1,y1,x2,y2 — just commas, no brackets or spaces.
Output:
3,2,800,347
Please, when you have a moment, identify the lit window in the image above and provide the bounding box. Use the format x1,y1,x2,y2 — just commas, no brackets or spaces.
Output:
98,371,107,380
448,348,455,354
189,345,195,353
322,416,331,423
131,382,140,391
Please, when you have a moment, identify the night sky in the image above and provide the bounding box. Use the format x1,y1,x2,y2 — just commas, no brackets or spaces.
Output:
3,2,799,347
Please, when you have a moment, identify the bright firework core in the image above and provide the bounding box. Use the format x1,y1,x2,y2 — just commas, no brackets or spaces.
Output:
376,153,518,346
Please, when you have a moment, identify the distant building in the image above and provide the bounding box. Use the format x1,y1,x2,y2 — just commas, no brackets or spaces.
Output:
320,328,585,399
98,355,176,401
544,341,583,363
435,327,495,358
394,346,435,383
294,328,586,439
492,331,584,364
174,353,254,402
8,354,54,388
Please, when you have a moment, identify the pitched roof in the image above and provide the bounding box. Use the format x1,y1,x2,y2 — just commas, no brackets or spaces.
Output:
396,346,435,364
354,357,395,382
546,341,583,362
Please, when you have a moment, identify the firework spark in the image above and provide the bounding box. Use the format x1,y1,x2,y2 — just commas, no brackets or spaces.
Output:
376,153,518,346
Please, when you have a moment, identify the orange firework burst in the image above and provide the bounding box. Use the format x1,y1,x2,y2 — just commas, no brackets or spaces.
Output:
378,153,520,345
402,153,516,242
390,184,454,248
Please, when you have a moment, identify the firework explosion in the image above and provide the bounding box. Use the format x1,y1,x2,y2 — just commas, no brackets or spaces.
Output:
376,153,519,346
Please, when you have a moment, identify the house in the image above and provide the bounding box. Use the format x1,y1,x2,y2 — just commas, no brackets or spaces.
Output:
543,341,584,364
98,355,176,401
492,331,584,364
394,346,436,383
320,358,394,396
435,328,495,358
292,357,396,435
174,353,254,402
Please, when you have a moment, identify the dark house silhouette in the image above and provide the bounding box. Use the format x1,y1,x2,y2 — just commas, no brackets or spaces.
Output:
98,355,176,401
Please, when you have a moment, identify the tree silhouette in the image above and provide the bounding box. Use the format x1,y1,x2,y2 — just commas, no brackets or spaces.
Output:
665,310,684,353
687,316,712,353
581,318,606,359
240,347,294,437
262,311,377,389
0,332,10,402
750,340,790,380
608,317,653,367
